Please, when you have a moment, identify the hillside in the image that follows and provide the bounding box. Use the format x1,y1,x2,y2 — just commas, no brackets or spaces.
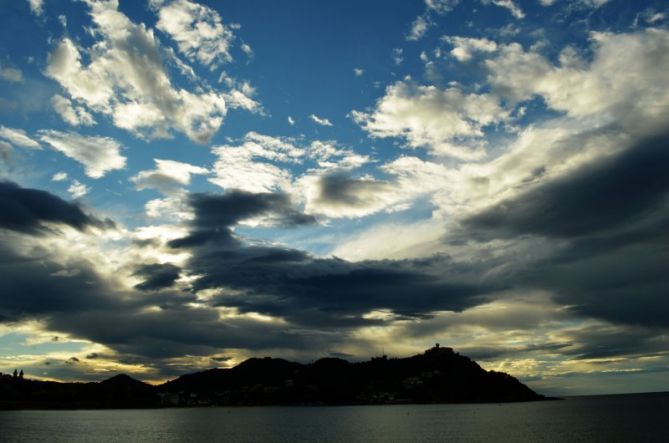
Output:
0,346,547,409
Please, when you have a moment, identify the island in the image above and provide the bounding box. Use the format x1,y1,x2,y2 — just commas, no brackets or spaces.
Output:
0,346,549,409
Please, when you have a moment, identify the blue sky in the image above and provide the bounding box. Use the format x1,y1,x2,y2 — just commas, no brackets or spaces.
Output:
1,0,668,396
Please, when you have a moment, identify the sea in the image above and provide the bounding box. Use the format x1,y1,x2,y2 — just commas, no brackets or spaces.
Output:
0,392,667,442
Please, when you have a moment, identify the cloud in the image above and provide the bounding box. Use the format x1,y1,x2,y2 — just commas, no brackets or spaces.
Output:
443,36,498,62
0,181,105,234
52,172,68,182
0,126,40,149
38,130,126,178
168,190,315,248
167,193,496,329
299,154,448,219
425,0,461,14
352,81,508,159
150,0,236,67
485,29,669,133
133,262,181,291
0,63,22,83
209,133,302,193
577,0,610,9
44,1,230,143
0,142,12,164
51,95,96,127
332,219,446,262
67,180,89,199
302,173,394,218
408,15,432,41
27,0,44,16
392,48,404,65
408,0,460,41
0,227,308,362
354,68,364,76
463,133,669,240
209,132,370,197
481,0,525,19
310,114,333,127
132,159,208,194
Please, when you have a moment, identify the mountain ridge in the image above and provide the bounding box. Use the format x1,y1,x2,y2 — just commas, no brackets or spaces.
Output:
0,346,550,409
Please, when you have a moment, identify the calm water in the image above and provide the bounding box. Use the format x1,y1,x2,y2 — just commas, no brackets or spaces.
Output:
1,392,667,442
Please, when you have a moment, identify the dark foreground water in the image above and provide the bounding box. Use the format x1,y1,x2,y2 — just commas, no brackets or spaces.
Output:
1,392,667,442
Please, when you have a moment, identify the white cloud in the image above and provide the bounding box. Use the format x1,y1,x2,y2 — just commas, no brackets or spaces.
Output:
287,116,295,125
0,126,40,149
0,63,22,83
44,1,230,143
52,172,68,182
408,1,460,41
240,43,254,59
309,114,333,127
150,0,236,67
443,36,498,62
299,155,445,219
38,130,126,178
392,48,404,65
27,0,44,16
132,158,208,194
223,83,261,113
332,219,446,261
307,140,370,171
539,0,556,6
482,0,525,19
578,0,610,8
209,133,371,199
51,95,96,126
352,81,508,159
486,29,669,133
417,29,669,224
209,132,303,193
68,180,89,199
354,68,364,76
210,149,293,194
408,15,432,41
144,192,193,221
425,0,460,14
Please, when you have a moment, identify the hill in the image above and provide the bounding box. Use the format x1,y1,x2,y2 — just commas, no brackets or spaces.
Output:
0,346,548,409
158,346,545,406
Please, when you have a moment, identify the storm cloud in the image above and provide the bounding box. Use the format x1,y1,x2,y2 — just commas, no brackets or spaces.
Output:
169,190,498,328
457,131,669,328
0,181,108,234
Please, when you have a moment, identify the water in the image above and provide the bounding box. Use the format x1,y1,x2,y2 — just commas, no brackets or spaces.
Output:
0,392,667,442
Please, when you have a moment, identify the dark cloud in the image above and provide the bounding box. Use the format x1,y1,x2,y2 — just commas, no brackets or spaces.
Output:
48,306,327,359
0,242,121,320
133,263,181,291
0,180,110,234
169,191,497,328
463,132,669,239
195,248,492,328
169,190,315,248
314,173,390,208
456,132,669,328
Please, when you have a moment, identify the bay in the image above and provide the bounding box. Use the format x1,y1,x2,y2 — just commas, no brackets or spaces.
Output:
1,392,667,442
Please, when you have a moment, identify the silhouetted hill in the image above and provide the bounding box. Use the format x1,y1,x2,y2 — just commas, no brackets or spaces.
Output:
0,373,159,409
159,346,546,405
0,346,548,409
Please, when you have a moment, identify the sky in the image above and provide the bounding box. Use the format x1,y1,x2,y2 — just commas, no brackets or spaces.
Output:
0,0,667,396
